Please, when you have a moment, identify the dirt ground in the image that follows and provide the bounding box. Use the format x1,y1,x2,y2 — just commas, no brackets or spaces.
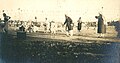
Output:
8,26,120,42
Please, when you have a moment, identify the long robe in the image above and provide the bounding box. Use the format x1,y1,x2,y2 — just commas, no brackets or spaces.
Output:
97,15,106,33
77,22,82,31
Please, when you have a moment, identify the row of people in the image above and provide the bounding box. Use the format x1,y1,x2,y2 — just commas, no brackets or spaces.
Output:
0,12,107,38
16,13,106,38
64,13,107,37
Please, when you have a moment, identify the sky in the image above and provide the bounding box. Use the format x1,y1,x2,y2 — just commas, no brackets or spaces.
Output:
0,0,120,22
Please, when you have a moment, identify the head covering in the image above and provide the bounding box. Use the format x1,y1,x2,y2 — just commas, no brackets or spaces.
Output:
3,13,6,17
79,17,81,19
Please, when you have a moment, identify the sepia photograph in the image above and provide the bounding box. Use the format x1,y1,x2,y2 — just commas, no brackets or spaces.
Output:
0,0,120,63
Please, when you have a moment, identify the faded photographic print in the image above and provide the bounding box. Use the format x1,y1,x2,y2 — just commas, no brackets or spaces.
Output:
0,0,120,63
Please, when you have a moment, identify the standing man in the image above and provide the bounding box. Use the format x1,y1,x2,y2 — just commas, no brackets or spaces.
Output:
45,18,50,33
63,14,73,36
95,13,106,37
77,17,82,35
3,12,11,33
50,21,56,34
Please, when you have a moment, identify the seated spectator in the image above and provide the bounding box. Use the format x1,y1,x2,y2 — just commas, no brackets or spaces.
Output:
19,25,25,32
